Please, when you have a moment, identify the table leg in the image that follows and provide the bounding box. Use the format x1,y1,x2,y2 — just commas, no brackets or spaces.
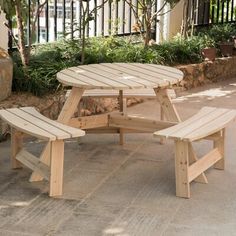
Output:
154,88,180,122
119,90,125,145
30,87,85,182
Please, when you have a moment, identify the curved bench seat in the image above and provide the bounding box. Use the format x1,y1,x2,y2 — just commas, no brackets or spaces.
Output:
0,107,85,197
154,106,236,198
0,107,85,141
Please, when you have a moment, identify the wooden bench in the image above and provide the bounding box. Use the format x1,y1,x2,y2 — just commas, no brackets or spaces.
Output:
154,107,236,198
0,107,85,197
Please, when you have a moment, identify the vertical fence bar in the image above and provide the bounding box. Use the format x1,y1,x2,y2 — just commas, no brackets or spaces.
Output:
153,0,157,41
216,0,220,23
108,1,112,35
231,0,234,21
101,0,105,36
122,0,125,34
129,0,132,33
70,0,74,39
62,0,66,36
37,0,40,43
94,0,97,36
27,0,31,45
45,0,49,42
87,0,89,37
221,0,224,23
54,0,57,40
211,1,215,24
115,0,119,34
8,20,13,52
79,0,82,38
226,0,229,22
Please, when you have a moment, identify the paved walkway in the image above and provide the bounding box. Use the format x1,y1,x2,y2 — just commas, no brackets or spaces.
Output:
1,78,236,235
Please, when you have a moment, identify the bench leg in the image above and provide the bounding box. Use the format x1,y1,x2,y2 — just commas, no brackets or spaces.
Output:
49,140,64,197
30,87,84,182
214,129,225,170
29,144,51,182
175,140,190,198
11,128,23,169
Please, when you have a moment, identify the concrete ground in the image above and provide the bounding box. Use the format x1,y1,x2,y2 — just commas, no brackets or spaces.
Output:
1,78,236,235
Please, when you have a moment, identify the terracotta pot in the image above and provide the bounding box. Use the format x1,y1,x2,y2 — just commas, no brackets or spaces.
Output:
219,42,234,57
201,47,217,61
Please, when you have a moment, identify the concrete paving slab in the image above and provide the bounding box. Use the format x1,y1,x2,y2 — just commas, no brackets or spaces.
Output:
0,78,236,235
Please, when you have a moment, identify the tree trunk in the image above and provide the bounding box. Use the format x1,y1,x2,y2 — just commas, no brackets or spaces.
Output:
144,2,152,46
15,0,29,67
181,0,190,38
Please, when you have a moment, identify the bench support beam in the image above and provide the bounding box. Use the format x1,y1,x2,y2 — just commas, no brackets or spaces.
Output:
189,145,208,184
188,148,222,183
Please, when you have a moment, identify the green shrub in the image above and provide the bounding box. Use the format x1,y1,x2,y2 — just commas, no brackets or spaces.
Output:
12,35,211,96
196,23,236,43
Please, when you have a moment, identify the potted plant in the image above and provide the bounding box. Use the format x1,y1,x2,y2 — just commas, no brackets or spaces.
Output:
201,36,217,61
219,39,234,57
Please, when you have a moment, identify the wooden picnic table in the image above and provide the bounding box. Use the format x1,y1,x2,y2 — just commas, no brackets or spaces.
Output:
57,63,183,127
30,63,184,182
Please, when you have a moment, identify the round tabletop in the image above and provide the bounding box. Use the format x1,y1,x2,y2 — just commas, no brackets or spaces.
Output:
57,63,184,90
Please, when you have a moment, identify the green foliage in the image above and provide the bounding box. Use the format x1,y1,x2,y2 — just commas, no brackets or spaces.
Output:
152,35,206,65
12,40,81,96
12,35,215,96
196,23,236,43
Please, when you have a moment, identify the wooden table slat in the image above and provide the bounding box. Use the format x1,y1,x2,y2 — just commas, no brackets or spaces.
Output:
102,63,170,87
81,64,155,88
57,63,184,90
80,65,142,88
68,67,131,88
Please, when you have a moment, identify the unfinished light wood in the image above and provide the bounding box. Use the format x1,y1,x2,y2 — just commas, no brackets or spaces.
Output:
213,129,225,170
30,87,85,182
11,128,23,169
16,149,50,180
154,88,181,123
188,144,208,184
50,140,64,197
0,107,85,141
109,114,177,132
154,106,236,198
188,148,222,183
0,106,85,197
58,87,85,124
57,63,183,90
155,107,236,142
175,140,190,198
69,114,109,129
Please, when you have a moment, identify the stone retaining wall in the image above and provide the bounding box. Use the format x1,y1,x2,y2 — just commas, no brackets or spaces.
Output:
177,56,236,89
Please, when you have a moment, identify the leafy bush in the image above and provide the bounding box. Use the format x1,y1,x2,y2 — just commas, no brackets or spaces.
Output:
12,35,213,96
12,40,82,96
195,23,236,43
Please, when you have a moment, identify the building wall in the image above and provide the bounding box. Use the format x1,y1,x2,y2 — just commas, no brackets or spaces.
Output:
0,10,8,50
168,0,184,39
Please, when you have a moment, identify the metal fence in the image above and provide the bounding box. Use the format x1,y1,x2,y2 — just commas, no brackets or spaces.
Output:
188,0,236,26
8,0,173,49
8,0,146,48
